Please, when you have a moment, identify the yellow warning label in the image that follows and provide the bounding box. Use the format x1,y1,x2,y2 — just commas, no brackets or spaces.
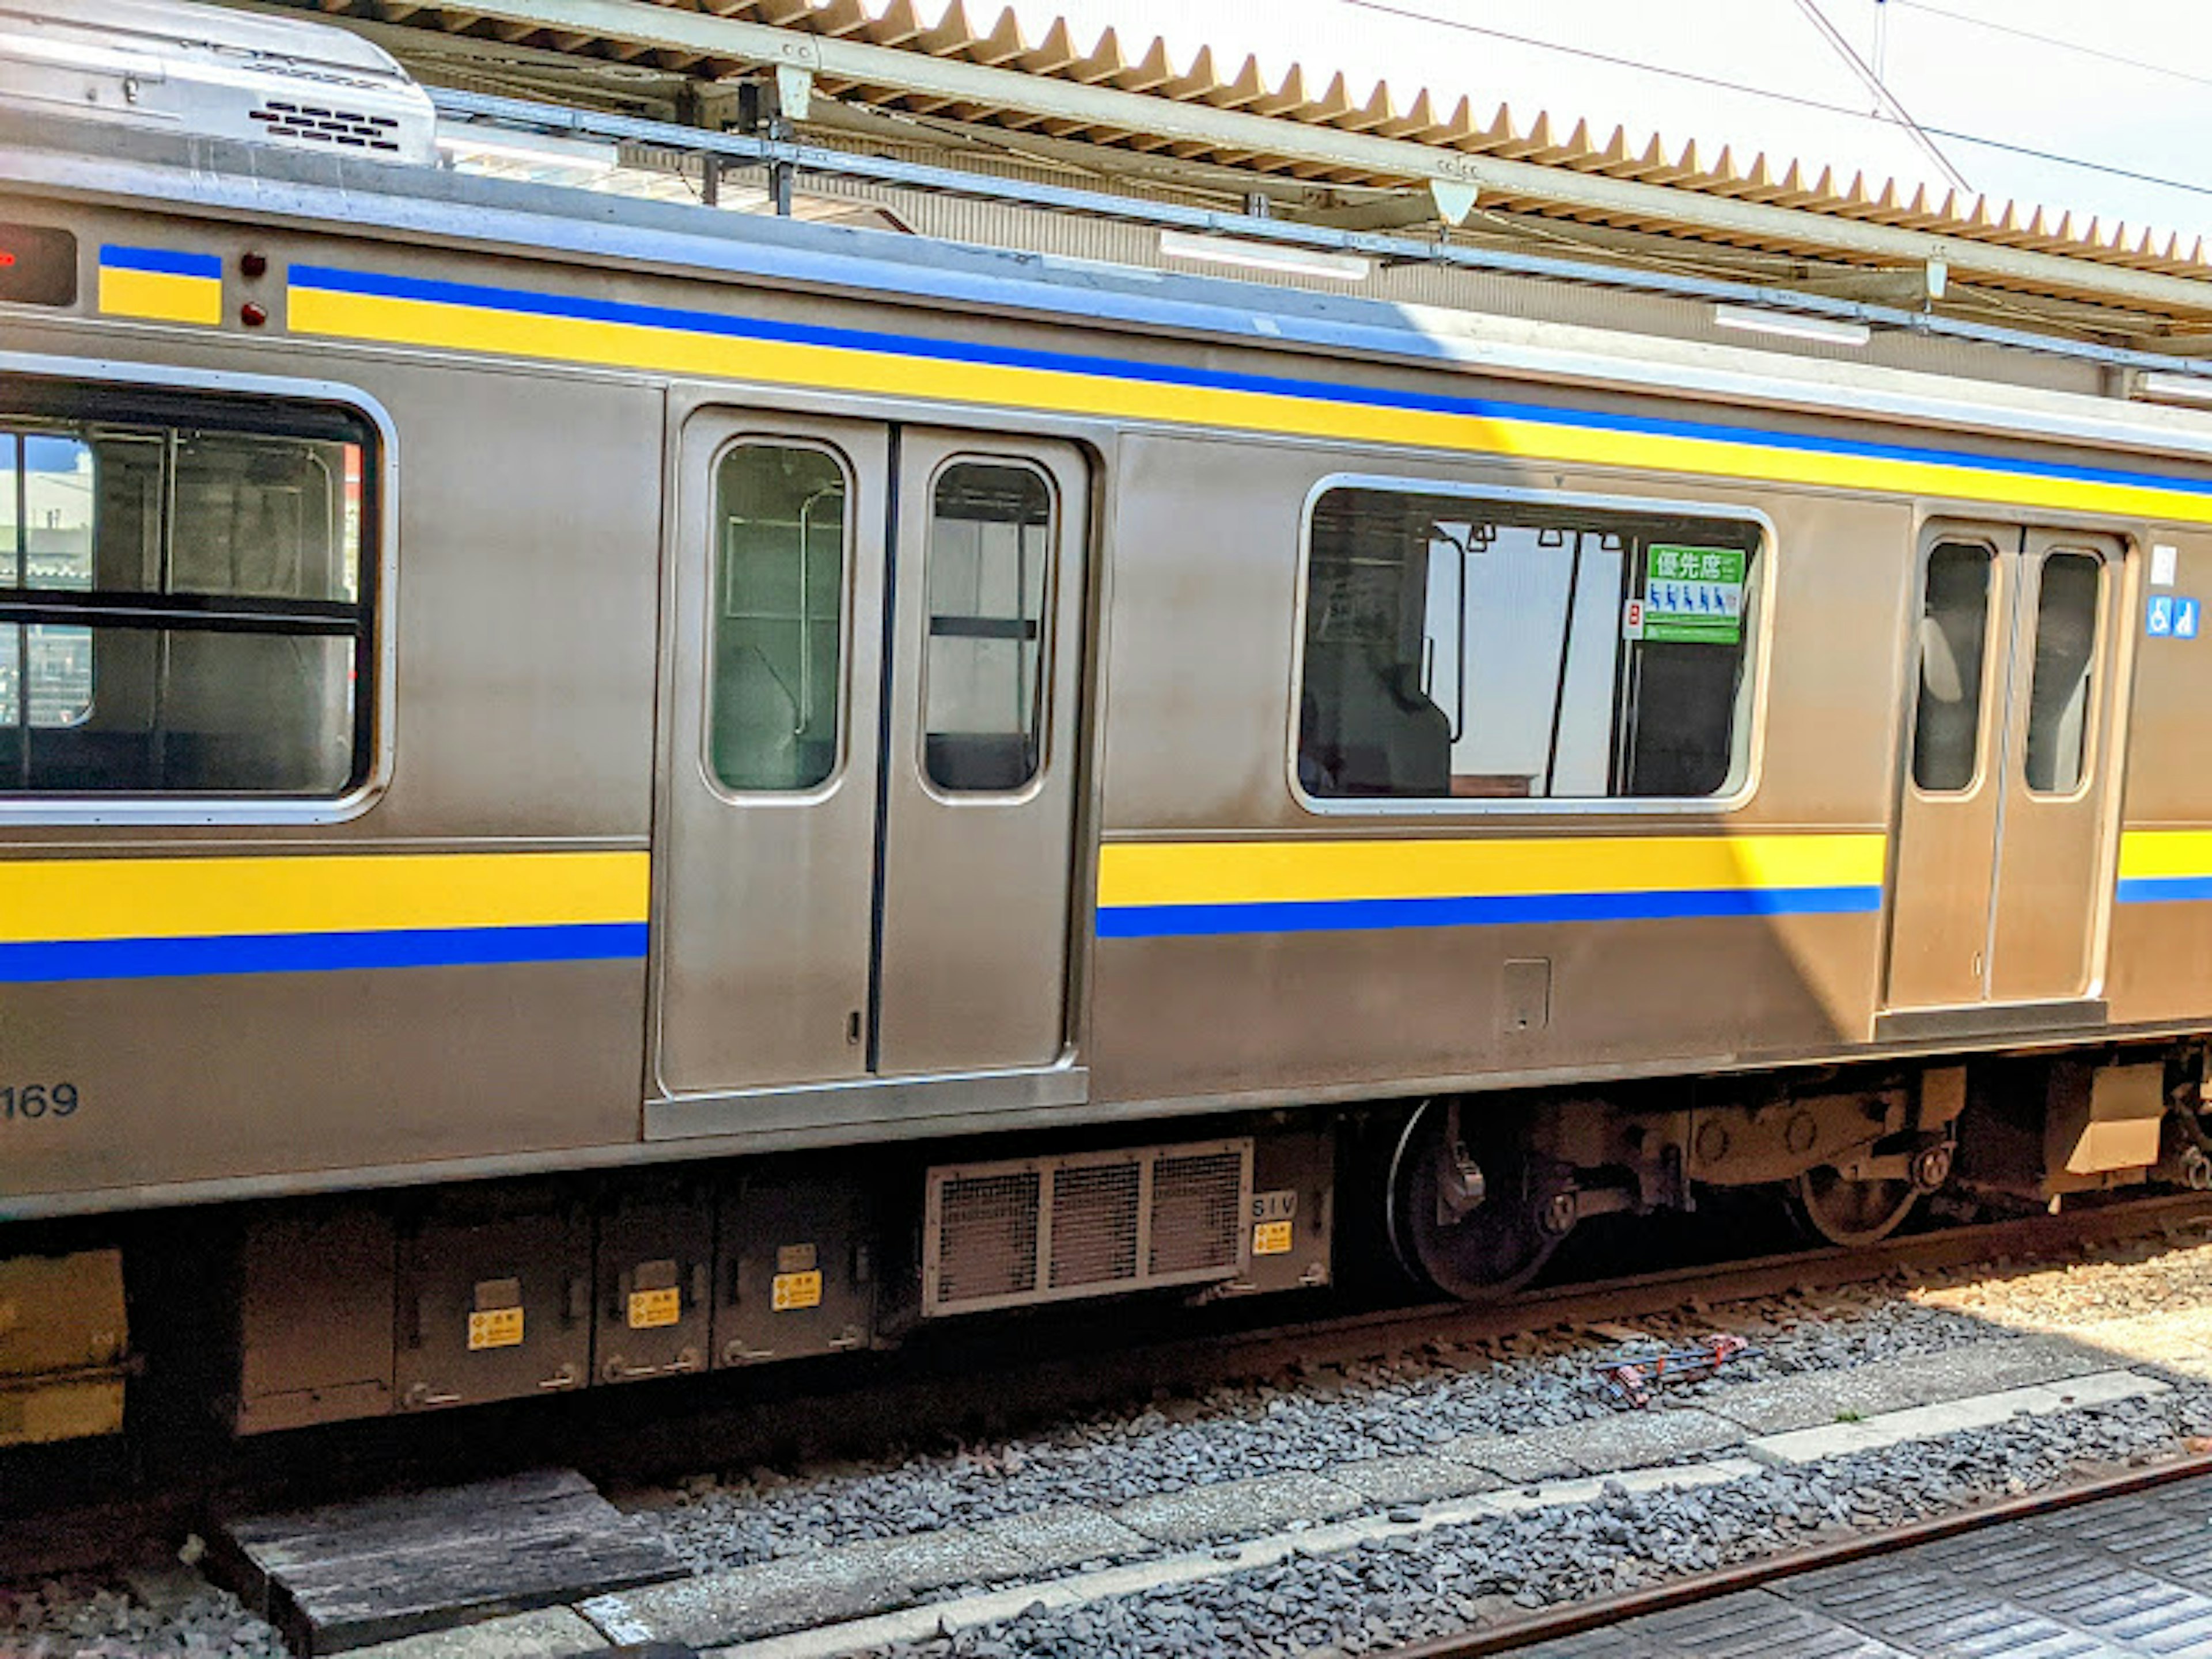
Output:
771,1270,823,1312
627,1287,681,1330
467,1306,525,1351
1252,1220,1294,1256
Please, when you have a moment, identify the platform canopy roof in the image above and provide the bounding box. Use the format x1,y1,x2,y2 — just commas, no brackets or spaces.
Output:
244,0,2212,335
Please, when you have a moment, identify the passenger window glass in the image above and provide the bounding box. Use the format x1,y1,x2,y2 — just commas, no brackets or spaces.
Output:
169,431,361,603
0,407,370,797
709,442,847,793
1,434,94,732
923,461,1052,793
1297,486,1756,802
2024,551,2100,795
1911,543,1993,794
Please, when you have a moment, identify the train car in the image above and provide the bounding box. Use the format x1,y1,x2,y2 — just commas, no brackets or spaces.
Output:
6,0,2212,1445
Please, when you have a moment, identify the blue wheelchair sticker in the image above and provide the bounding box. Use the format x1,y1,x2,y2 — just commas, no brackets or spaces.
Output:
2149,595,2175,636
2177,597,2202,639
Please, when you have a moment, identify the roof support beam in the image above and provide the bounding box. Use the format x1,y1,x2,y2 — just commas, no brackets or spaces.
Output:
373,0,2212,319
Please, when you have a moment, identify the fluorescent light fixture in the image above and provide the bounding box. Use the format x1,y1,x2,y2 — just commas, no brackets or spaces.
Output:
435,126,618,175
1711,304,1871,347
2132,370,2212,408
1159,229,1370,282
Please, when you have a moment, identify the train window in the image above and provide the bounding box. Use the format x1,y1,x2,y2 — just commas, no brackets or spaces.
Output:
2024,551,2101,795
0,433,92,731
922,460,1052,793
1911,543,1993,794
1297,485,1758,802
0,396,373,797
709,442,849,793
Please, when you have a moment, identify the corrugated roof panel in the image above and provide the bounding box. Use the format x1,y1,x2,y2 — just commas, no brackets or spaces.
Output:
256,0,2212,302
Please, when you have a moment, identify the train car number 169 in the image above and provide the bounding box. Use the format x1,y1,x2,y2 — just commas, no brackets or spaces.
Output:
1,1082,79,1121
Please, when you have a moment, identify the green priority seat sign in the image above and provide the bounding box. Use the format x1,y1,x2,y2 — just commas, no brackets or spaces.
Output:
1638,544,1747,644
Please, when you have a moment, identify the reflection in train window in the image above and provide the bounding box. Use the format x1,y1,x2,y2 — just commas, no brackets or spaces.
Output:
709,441,849,793
1911,542,1993,794
0,395,373,797
0,433,93,730
2024,551,2101,796
923,460,1053,793
1297,486,1759,802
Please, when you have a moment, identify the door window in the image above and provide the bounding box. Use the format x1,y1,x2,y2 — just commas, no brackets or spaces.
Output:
2023,551,2100,795
1910,542,1993,794
708,442,849,793
921,460,1053,793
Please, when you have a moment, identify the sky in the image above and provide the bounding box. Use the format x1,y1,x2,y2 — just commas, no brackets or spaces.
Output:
957,0,2212,245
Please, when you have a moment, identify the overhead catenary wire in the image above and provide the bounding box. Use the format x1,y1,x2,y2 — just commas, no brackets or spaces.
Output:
1331,0,1864,116
1335,0,2210,215
1914,124,2212,207
1889,0,2212,93
1792,0,1971,194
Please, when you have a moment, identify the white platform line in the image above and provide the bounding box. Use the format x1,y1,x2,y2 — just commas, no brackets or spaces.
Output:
1744,1369,2168,1466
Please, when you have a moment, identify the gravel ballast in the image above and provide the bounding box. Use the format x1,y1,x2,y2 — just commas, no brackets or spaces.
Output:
865,1390,2212,1659
0,1571,287,1659
643,1267,2135,1571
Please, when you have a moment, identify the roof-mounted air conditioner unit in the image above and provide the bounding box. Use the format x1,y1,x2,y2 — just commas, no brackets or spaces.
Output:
0,0,434,165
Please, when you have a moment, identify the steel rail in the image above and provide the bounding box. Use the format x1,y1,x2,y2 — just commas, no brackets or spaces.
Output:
1391,1449,2212,1657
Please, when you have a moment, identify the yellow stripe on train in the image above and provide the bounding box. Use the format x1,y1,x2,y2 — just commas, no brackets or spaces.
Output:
1097,833,1888,911
0,850,649,945
289,284,2212,528
97,267,223,327
2119,829,2212,881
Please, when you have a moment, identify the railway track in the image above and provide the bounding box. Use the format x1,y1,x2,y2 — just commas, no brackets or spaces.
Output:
1407,1449,2212,1657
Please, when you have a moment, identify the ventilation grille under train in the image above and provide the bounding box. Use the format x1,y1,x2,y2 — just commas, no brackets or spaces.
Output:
923,1141,1252,1316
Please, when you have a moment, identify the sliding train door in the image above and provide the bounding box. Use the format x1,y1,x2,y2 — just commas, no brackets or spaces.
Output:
657,412,889,1093
1883,524,2130,1027
653,407,1087,1119
873,430,1088,1076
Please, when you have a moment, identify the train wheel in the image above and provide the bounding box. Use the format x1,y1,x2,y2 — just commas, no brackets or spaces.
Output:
1791,1164,1920,1247
1386,1099,1559,1300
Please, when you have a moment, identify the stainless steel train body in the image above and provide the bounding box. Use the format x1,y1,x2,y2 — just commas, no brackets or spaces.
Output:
7,17,2212,1438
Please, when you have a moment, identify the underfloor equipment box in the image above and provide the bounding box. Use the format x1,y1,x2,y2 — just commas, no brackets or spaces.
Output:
714,1167,873,1365
395,1183,592,1411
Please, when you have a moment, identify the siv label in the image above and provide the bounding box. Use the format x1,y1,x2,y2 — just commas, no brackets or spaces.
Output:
1642,545,1746,644
1252,1190,1299,1222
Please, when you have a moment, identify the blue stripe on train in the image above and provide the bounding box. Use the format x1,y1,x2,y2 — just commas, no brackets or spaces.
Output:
2118,877,2212,905
286,263,2212,501
1096,885,1884,939
0,922,649,983
100,245,223,278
